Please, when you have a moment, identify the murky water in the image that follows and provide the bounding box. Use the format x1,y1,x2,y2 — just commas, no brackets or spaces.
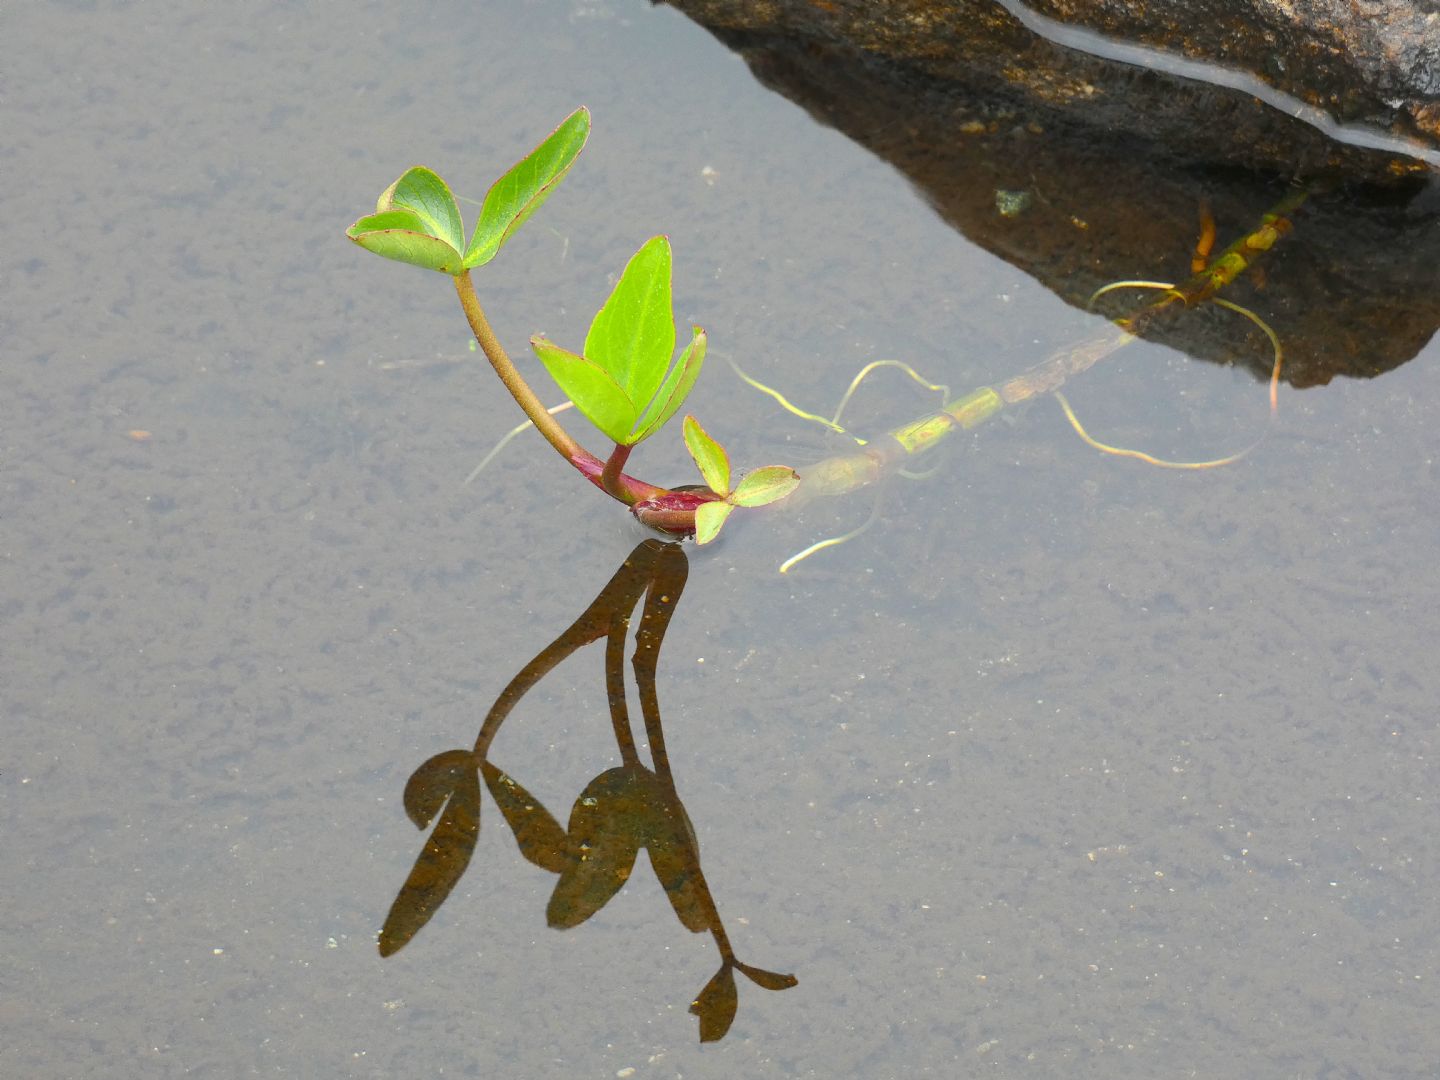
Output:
6,2,1438,1077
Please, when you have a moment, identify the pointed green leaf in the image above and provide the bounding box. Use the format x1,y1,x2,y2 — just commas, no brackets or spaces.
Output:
377,167,466,257
735,960,799,991
347,210,465,273
632,327,706,443
380,760,480,957
401,749,480,829
690,963,739,1042
683,415,730,495
547,767,646,929
693,500,733,545
585,236,675,415
466,107,591,268
729,466,801,508
482,760,568,874
531,337,638,443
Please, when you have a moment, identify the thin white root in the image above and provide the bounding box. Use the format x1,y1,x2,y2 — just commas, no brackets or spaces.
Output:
462,401,576,487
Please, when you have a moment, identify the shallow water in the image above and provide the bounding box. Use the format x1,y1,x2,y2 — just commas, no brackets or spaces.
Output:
6,2,1439,1077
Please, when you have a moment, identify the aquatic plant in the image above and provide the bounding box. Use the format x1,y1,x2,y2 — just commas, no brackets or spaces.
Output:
346,108,797,543
348,109,1305,570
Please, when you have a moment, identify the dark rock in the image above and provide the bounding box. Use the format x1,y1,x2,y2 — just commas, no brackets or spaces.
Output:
662,0,1439,178
663,0,1440,384
1021,0,1440,153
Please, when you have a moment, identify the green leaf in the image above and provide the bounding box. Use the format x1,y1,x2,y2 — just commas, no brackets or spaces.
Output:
482,760,568,874
585,236,675,422
693,500,733,545
690,963,739,1043
347,210,465,273
531,337,637,443
729,466,800,508
632,326,706,443
683,415,730,496
378,167,466,257
466,107,591,268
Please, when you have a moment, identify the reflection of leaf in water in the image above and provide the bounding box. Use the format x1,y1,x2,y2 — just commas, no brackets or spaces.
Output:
735,960,799,991
646,797,712,933
380,750,481,957
690,963,739,1043
546,766,646,929
481,760,567,874
547,764,718,933
402,749,477,829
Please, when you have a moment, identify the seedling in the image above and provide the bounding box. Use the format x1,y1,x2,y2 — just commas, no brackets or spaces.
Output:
683,416,800,543
347,111,1304,567
346,107,795,542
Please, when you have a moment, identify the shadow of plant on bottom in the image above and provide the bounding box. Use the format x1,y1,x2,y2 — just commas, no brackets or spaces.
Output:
378,539,796,1042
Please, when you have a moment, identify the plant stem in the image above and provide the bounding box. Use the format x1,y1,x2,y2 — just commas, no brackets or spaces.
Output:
452,270,671,506
454,270,585,463
601,442,636,505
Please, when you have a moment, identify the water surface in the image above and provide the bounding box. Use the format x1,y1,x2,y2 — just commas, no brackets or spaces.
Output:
5,2,1438,1077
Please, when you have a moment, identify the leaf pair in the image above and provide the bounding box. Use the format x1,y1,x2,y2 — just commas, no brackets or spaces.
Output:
346,107,591,275
682,416,801,543
380,752,570,957
532,236,706,446
691,960,799,1042
546,765,712,934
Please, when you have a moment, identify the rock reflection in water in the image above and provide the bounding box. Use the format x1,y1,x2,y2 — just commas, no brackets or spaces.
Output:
665,0,1440,388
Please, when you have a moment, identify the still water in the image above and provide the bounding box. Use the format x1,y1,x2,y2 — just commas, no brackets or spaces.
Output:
5,1,1438,1077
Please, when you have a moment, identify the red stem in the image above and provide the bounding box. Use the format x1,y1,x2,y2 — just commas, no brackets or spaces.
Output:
601,443,636,505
